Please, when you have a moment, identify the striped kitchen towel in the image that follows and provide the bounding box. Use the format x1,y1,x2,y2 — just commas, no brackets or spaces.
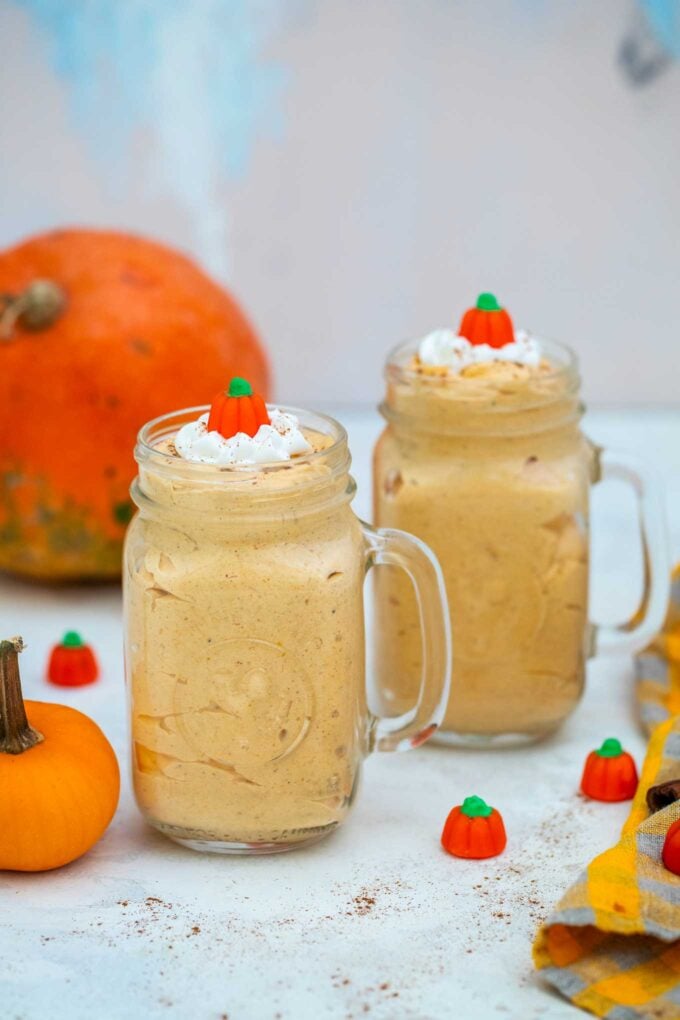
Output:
532,568,680,1018
533,717,680,1018
636,565,680,736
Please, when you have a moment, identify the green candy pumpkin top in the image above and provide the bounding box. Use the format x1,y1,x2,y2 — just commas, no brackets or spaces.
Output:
596,738,623,758
62,631,84,648
228,377,253,397
475,292,502,312
461,795,493,818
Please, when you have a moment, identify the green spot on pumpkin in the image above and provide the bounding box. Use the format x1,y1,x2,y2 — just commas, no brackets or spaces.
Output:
0,468,126,579
113,501,134,526
461,795,493,818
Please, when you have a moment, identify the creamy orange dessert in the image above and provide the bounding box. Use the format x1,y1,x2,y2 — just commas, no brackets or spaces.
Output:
125,379,368,850
374,294,594,743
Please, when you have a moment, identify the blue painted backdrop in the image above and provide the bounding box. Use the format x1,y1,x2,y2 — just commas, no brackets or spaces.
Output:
1,1,680,405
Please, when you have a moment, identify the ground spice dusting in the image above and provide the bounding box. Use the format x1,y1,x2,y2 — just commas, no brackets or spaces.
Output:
350,891,377,916
28,799,590,1015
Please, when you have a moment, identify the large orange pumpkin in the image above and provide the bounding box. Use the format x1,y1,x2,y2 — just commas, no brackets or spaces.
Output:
0,229,270,580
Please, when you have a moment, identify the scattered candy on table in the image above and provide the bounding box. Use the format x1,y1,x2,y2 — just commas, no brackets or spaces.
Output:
47,631,99,687
441,795,507,859
580,738,638,802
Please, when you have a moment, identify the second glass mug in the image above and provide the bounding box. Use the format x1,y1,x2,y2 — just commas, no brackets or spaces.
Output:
124,405,451,854
373,336,670,747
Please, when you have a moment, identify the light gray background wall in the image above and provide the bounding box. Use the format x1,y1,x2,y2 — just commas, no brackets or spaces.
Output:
1,0,679,406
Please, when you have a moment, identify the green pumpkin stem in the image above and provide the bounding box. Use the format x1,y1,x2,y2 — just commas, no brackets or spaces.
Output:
476,292,502,311
62,631,84,648
461,795,493,818
0,637,44,755
597,737,623,758
228,377,253,397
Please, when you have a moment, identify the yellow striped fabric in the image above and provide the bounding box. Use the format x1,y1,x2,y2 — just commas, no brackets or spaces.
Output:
636,567,680,737
533,567,680,1019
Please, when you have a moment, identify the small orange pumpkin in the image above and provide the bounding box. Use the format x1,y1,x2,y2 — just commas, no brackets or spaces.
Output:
208,376,270,438
580,738,638,802
0,636,120,871
441,795,507,859
458,292,514,348
662,819,680,876
47,630,99,687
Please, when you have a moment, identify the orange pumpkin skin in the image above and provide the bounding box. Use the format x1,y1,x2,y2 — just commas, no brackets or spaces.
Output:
0,700,120,871
0,229,270,581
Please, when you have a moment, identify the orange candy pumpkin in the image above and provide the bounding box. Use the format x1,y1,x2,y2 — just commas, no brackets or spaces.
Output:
0,229,270,581
0,636,120,871
459,292,514,349
208,377,270,438
662,820,680,876
580,738,638,802
441,795,507,859
47,631,99,687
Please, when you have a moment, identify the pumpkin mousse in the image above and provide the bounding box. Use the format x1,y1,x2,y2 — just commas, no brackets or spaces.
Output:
125,379,367,849
374,294,593,742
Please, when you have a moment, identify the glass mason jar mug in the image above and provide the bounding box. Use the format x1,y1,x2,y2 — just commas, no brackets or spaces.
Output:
124,405,451,854
373,337,670,746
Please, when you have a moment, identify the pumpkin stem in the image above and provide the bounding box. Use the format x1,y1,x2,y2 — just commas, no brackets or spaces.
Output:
0,637,44,755
62,630,84,648
476,292,502,311
0,280,66,341
597,737,623,758
228,376,253,397
460,795,493,818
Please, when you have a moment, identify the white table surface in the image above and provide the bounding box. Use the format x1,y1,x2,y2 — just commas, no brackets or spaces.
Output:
2,406,679,1020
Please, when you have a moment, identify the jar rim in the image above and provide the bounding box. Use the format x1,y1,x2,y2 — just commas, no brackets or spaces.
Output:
135,403,350,479
381,334,582,436
132,404,355,518
384,332,579,385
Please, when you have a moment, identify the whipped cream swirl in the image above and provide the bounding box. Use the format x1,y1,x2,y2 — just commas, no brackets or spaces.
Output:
175,408,312,466
418,328,541,372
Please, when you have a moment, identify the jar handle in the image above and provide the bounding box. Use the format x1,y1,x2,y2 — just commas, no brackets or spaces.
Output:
591,447,671,656
361,522,452,752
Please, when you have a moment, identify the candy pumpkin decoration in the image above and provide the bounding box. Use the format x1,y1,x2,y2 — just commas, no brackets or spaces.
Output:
0,636,120,871
580,738,638,802
458,292,514,349
208,377,270,438
47,631,99,687
662,820,680,877
441,795,507,859
0,229,270,581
